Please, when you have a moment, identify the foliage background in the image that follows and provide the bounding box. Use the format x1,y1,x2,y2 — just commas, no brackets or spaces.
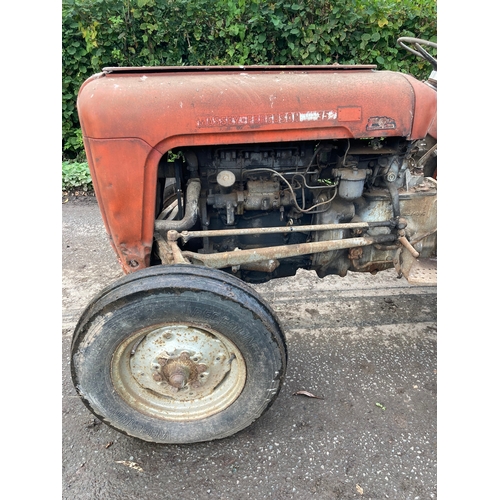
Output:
62,0,437,164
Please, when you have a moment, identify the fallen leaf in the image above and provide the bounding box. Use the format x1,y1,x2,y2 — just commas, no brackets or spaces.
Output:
105,442,113,449
293,390,324,399
375,402,386,410
115,460,144,472
356,483,364,494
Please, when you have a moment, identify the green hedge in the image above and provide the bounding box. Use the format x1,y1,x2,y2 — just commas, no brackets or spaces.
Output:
62,0,437,160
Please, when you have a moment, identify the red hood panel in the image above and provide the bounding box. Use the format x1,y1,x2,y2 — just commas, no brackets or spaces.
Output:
78,67,436,152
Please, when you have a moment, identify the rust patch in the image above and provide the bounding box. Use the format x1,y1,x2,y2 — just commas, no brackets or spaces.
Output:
348,247,363,260
366,116,396,131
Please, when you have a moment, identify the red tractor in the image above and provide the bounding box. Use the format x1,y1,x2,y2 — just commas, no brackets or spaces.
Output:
71,37,437,444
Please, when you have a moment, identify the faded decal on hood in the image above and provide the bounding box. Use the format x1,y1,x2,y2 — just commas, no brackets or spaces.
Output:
366,116,396,131
197,110,337,128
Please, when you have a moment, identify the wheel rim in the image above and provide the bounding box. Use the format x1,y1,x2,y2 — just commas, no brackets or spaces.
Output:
111,323,246,421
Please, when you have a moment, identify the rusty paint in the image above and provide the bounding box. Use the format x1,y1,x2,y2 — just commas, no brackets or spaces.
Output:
398,235,420,258
113,323,247,419
164,221,395,244
77,66,436,273
350,259,394,272
366,116,396,131
240,259,280,273
153,232,174,265
182,235,397,270
160,352,206,389
167,239,189,265
348,247,364,260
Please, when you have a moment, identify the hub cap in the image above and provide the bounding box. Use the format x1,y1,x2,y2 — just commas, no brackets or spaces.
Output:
111,324,246,421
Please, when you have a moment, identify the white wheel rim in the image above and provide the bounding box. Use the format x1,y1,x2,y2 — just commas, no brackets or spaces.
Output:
111,324,246,421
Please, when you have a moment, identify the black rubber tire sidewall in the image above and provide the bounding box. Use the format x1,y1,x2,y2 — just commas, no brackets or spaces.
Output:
71,267,286,444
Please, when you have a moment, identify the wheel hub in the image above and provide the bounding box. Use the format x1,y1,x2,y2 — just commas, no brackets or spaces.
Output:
111,323,246,420
156,352,207,389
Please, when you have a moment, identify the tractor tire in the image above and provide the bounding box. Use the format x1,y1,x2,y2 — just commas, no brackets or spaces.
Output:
71,265,287,444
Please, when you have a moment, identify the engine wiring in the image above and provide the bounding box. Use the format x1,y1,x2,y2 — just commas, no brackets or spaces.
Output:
242,167,338,214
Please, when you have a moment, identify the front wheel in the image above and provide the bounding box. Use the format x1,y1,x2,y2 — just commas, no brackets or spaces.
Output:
71,265,287,444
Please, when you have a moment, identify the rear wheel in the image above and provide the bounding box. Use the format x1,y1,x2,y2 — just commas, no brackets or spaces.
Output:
71,265,286,444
